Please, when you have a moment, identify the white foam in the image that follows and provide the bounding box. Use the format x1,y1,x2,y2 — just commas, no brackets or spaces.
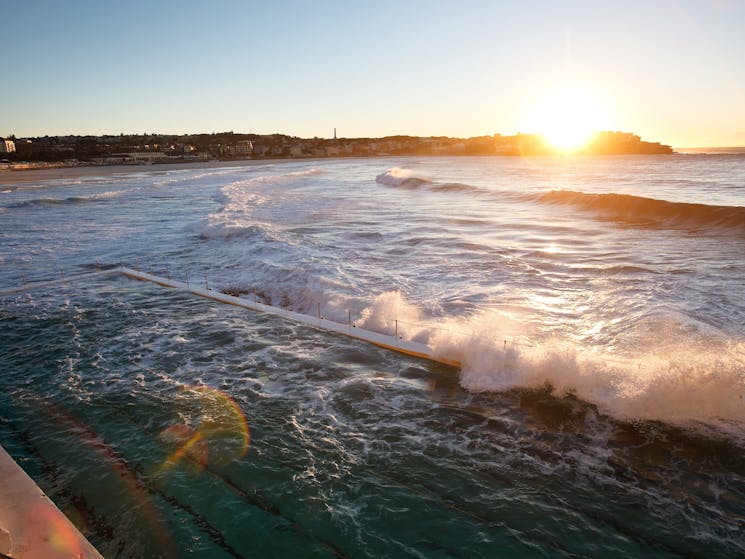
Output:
433,322,745,430
191,169,321,238
357,291,426,339
88,190,124,200
354,293,745,431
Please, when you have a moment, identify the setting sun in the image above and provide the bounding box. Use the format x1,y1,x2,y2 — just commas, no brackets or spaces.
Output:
525,88,613,152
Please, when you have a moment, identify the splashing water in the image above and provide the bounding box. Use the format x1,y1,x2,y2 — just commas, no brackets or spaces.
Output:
1,156,745,557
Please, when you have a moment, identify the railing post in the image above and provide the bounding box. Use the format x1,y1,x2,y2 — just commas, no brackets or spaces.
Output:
317,301,321,320
395,319,398,341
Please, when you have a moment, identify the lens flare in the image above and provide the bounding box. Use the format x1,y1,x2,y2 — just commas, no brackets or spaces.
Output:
23,503,86,559
24,396,178,558
160,386,250,471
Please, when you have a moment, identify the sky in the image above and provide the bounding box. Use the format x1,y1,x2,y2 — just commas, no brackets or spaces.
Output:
1,0,744,147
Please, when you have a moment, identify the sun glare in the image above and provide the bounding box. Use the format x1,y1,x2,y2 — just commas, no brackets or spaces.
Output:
525,88,611,153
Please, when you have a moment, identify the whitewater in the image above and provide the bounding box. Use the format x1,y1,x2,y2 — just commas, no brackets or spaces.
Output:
1,155,744,558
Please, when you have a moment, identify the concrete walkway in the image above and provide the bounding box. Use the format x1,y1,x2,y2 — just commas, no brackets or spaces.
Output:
0,446,103,559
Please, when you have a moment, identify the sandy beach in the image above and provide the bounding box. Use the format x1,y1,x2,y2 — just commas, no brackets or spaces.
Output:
0,159,277,187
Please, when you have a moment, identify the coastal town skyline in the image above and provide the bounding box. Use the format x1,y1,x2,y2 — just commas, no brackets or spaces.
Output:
2,1,745,148
0,129,673,169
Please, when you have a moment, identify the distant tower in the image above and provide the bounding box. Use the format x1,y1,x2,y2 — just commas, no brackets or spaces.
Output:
334,128,337,140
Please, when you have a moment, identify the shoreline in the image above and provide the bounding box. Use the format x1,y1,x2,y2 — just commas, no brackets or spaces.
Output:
0,151,688,187
0,158,299,186
3,147,742,187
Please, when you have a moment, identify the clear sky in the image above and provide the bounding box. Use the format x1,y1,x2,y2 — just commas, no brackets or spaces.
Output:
2,0,744,147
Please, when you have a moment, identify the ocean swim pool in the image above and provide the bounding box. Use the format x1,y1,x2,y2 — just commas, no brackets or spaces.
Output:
1,156,744,557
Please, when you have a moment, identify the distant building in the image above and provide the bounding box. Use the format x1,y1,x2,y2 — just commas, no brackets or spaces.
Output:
0,139,16,153
128,151,170,163
234,140,253,157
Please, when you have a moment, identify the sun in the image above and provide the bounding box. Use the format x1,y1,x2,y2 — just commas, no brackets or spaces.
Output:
525,87,612,153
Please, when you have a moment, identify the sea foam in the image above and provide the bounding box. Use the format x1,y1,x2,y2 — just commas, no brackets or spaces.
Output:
353,291,745,432
191,169,321,239
433,316,745,431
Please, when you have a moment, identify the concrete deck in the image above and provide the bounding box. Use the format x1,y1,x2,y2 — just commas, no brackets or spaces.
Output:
0,446,103,559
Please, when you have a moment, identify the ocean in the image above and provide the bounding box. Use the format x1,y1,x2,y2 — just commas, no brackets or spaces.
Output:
1,154,744,558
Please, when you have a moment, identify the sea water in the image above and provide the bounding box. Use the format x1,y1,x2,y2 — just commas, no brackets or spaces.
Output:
0,155,744,558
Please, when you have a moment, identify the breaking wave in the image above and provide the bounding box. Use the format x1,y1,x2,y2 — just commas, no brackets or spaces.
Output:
212,168,322,205
5,191,124,209
376,167,489,195
343,292,745,435
442,331,745,433
190,169,321,239
536,190,745,232
375,167,433,188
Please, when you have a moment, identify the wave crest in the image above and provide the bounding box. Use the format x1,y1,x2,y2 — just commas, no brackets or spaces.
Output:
344,295,745,432
537,190,745,232
6,191,124,209
375,167,432,188
376,168,493,196
191,169,321,239
459,339,744,430
425,310,745,431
